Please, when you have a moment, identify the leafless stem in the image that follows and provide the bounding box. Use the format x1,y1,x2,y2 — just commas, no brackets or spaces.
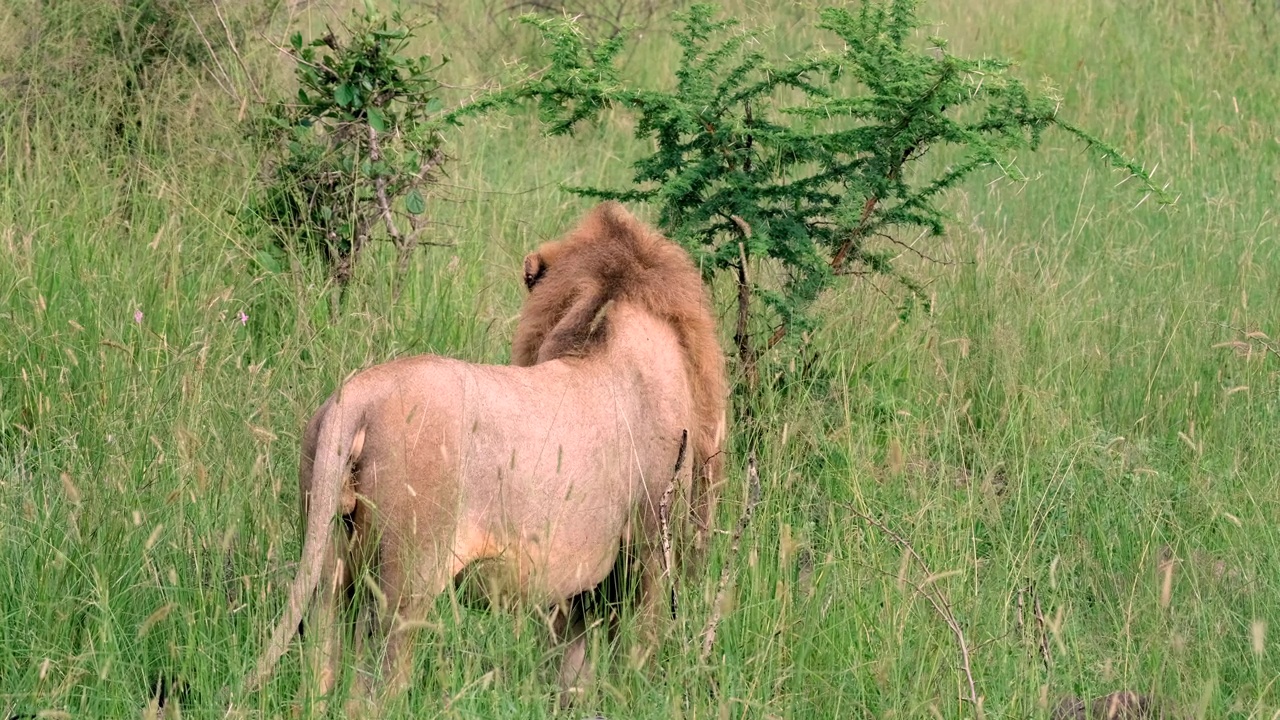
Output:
187,11,238,103
1209,320,1280,360
851,509,979,711
875,231,956,266
366,126,403,248
659,430,688,619
1033,592,1051,671
699,452,762,664
212,0,263,103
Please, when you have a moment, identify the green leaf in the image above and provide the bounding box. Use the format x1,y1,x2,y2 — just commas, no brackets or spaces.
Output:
367,107,388,132
254,249,283,274
424,97,444,114
405,189,426,216
289,31,303,51
335,83,356,108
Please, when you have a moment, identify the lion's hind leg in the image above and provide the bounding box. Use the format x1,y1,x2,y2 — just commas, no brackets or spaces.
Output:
361,525,457,708
550,596,593,709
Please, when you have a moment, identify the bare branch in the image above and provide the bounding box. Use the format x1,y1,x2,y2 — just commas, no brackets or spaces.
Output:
366,125,404,249
874,231,956,266
187,10,238,103
700,452,762,664
212,0,264,103
1208,320,1280,360
659,429,688,619
850,509,979,711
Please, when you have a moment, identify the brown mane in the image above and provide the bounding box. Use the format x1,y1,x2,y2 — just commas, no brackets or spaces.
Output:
513,202,728,512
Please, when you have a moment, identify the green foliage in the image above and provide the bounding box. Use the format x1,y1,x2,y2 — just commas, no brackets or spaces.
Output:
247,7,487,296
522,1,1168,372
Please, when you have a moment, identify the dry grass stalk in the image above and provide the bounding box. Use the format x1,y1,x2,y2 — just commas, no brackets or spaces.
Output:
658,430,688,618
1210,321,1279,360
851,509,980,711
1033,591,1052,670
699,451,762,664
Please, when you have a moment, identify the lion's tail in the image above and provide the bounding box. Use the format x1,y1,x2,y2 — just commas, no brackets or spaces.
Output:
245,399,366,691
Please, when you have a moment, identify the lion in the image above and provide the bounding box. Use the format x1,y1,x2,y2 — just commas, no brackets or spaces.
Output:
247,202,728,707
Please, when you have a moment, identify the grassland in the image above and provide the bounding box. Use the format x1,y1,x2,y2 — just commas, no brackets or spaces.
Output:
1,0,1277,717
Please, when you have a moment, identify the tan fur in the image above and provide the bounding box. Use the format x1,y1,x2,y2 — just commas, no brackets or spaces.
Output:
248,203,728,706
512,202,728,544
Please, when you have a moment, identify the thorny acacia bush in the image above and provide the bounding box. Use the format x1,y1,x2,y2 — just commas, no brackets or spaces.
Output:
245,8,522,301
522,1,1169,381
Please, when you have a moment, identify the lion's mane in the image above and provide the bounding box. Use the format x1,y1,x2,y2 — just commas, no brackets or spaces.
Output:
512,201,727,494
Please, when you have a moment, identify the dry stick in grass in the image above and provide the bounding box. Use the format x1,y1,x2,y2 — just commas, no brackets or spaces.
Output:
1018,584,1052,671
211,0,263,104
1210,320,1280,360
850,509,980,712
699,452,762,664
1033,591,1052,671
659,430,689,619
187,10,239,103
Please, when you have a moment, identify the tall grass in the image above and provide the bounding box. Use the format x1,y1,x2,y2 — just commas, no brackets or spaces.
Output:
1,0,1277,717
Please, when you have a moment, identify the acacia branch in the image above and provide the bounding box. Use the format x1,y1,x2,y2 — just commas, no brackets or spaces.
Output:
831,134,924,270
830,194,879,269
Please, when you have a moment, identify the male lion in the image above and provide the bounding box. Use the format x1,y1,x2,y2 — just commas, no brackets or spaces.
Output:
248,202,728,707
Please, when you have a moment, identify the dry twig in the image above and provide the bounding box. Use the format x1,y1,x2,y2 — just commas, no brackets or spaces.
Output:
658,430,688,618
850,509,980,711
1033,590,1052,670
212,0,263,103
1209,320,1280,360
367,125,402,250
699,452,762,664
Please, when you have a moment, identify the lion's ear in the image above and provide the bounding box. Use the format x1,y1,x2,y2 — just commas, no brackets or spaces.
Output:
523,252,546,291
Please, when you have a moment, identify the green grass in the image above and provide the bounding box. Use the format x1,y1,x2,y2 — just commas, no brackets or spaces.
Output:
2,0,1278,717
